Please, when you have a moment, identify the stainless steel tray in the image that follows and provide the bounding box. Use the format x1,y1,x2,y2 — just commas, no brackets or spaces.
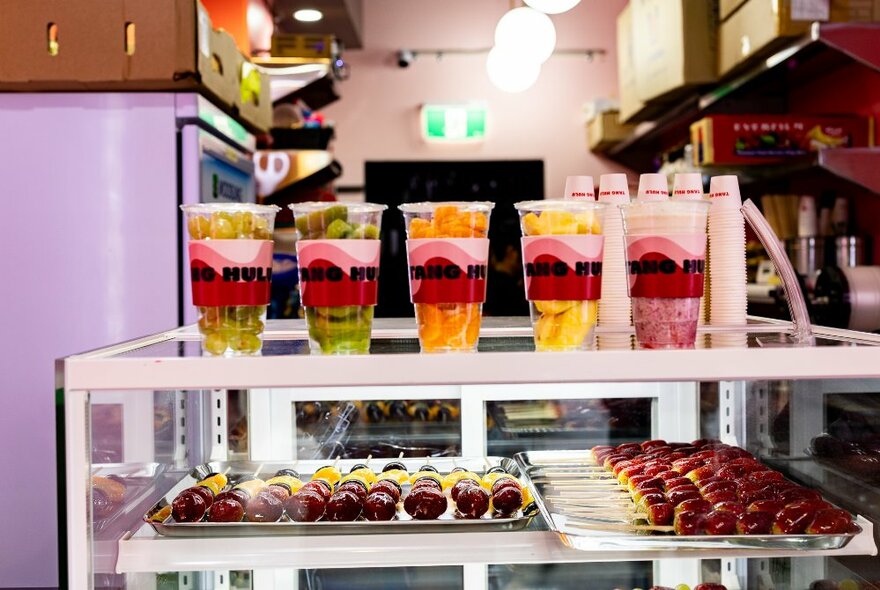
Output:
515,450,862,552
146,457,534,537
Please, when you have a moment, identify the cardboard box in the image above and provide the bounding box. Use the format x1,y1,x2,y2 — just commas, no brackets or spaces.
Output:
0,0,271,131
719,0,880,76
587,111,637,152
631,0,717,104
616,3,648,123
691,114,870,166
720,0,749,20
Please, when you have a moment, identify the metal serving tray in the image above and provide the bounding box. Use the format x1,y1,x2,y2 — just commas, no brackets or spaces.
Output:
145,457,534,537
515,450,862,552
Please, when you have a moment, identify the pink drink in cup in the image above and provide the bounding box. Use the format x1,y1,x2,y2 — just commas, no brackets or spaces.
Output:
620,201,711,349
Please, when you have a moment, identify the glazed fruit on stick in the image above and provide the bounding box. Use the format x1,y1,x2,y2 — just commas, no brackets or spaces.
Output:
290,203,387,354
515,200,606,351
587,440,855,536
399,202,494,352
182,204,280,356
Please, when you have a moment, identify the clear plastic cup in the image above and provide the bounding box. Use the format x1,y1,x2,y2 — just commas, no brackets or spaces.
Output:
515,200,606,351
399,202,494,353
620,200,711,349
182,203,281,356
289,202,387,355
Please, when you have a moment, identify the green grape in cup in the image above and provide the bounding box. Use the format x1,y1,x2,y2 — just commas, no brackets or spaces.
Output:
290,203,386,355
183,204,279,356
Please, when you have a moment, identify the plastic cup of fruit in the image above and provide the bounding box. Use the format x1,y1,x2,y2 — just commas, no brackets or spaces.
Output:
399,202,494,353
619,200,711,349
515,200,606,352
181,203,281,356
289,202,386,355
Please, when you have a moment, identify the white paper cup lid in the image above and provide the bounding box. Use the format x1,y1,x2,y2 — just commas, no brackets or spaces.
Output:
563,175,595,200
708,175,743,210
637,173,669,202
672,173,704,201
598,174,631,204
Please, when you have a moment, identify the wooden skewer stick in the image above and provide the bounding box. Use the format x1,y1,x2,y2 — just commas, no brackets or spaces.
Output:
562,519,675,533
253,463,265,478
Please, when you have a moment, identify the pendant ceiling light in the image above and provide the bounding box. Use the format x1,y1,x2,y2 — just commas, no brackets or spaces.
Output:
486,46,541,93
494,7,556,64
523,0,581,14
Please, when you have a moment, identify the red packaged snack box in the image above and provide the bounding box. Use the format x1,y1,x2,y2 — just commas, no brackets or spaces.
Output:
690,115,870,166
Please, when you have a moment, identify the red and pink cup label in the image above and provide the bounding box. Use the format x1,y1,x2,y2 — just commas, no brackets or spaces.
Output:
296,240,381,307
521,235,605,301
625,233,707,298
407,238,489,304
189,240,274,306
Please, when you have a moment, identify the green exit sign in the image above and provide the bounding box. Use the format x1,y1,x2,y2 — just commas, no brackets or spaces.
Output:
421,104,487,143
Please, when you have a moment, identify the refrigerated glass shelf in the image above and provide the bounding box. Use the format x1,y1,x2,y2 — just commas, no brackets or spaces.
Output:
63,317,880,391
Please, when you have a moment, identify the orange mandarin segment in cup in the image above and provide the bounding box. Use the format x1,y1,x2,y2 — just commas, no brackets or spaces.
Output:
181,203,280,356
399,202,494,353
515,200,606,352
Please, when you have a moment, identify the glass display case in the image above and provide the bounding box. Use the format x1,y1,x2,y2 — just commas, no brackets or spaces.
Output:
60,318,880,589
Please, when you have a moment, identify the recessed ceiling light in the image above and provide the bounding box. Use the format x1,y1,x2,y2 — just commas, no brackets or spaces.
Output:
293,8,323,22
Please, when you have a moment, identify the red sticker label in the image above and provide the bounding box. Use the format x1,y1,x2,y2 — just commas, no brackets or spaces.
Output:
521,235,604,301
189,240,273,306
296,240,381,307
407,238,489,304
626,233,706,298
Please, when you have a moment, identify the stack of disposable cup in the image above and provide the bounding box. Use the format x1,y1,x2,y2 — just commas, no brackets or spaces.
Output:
636,173,669,202
564,175,595,200
597,174,632,350
672,173,709,346
707,175,748,348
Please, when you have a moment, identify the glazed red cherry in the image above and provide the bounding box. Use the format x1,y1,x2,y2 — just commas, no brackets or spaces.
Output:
645,502,674,526
207,497,245,522
772,504,814,534
326,490,363,522
736,511,773,534
285,490,326,522
672,458,704,474
643,464,670,478
404,487,448,520
641,439,668,451
673,510,705,535
685,465,717,483
493,486,523,515
451,479,479,503
265,485,290,503
702,510,737,535
663,477,692,492
713,501,746,518
215,489,249,508
337,481,368,502
491,478,521,495
703,489,738,505
747,499,785,514
363,492,397,521
668,487,702,506
369,480,401,503
655,470,679,482
675,498,712,515
806,509,853,534
172,489,208,522
246,491,283,522
695,584,728,590
638,492,667,508
778,487,823,504
411,476,442,492
457,485,490,519
301,480,332,501
701,480,737,495
188,486,215,507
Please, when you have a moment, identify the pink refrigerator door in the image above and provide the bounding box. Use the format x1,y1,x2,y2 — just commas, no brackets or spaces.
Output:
0,93,179,588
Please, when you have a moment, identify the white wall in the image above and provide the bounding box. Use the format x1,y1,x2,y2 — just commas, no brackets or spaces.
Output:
324,0,631,199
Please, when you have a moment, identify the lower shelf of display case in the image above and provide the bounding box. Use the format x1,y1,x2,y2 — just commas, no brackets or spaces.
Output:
115,517,877,574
